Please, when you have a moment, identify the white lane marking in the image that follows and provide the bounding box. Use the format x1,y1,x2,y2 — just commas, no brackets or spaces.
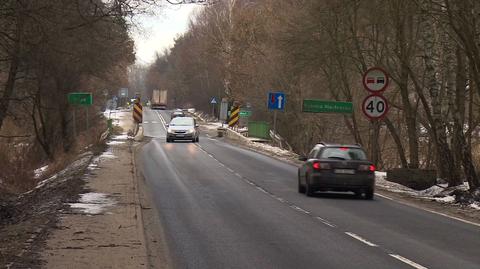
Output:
290,205,310,214
208,154,214,158
227,168,234,173
389,254,428,269
234,173,242,178
154,110,168,131
256,187,268,194
315,217,336,228
345,232,378,247
151,121,158,124
144,121,149,124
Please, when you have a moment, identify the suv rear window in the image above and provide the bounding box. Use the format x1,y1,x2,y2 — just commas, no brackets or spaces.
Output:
318,147,367,160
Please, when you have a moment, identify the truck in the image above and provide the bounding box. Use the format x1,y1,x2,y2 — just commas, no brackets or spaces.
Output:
151,89,168,110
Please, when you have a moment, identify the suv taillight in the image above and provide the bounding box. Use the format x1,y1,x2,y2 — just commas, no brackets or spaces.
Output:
358,164,375,172
312,161,331,170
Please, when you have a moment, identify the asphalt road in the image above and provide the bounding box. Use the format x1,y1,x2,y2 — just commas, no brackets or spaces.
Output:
138,108,480,269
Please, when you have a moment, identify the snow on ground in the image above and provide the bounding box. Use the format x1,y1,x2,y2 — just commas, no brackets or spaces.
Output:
375,171,479,209
34,165,49,179
68,192,115,215
25,152,93,196
433,196,456,203
203,122,225,130
106,140,125,145
249,141,292,156
470,203,480,210
111,134,129,140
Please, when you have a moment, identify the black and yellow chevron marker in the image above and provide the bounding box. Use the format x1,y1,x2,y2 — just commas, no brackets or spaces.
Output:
133,102,143,123
228,106,240,127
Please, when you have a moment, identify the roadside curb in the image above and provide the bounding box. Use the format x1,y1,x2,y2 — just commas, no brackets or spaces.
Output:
130,139,149,269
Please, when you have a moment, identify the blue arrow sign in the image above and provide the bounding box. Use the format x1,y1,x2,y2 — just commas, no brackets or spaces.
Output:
210,97,217,104
268,92,285,111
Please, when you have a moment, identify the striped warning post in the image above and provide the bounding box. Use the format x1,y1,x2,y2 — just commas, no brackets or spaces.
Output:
228,106,240,127
133,102,143,123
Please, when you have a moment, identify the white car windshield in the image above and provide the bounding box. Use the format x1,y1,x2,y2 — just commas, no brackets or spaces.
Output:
170,117,194,126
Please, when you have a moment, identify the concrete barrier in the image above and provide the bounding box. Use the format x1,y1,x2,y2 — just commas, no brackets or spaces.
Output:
387,168,437,190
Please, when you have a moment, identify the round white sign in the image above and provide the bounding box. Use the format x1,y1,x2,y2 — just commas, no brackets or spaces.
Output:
362,94,389,120
363,67,389,93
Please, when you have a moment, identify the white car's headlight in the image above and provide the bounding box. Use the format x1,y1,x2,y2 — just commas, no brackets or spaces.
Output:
167,128,173,133
186,128,194,134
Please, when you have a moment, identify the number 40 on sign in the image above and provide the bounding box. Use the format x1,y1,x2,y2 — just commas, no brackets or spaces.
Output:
362,94,388,120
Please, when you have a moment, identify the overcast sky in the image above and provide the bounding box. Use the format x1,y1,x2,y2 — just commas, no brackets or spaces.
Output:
131,4,201,65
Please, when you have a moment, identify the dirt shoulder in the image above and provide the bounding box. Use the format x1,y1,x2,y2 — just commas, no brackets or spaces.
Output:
39,113,154,268
40,135,149,268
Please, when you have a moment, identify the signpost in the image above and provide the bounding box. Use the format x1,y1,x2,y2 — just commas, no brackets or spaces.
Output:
68,93,93,137
210,97,217,118
268,92,285,135
219,98,228,123
302,99,353,114
361,67,390,166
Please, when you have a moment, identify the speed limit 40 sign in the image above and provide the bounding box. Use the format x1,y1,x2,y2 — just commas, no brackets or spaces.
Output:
362,94,389,120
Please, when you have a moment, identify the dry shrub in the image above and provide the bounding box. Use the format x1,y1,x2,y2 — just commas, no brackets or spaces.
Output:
0,113,108,194
0,142,39,193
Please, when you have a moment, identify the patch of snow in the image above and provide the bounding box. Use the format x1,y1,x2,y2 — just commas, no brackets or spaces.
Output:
375,174,418,196
68,192,115,214
203,122,224,130
417,184,447,196
99,149,117,159
34,165,49,179
30,152,93,193
111,134,129,140
469,202,480,210
106,140,125,145
250,142,291,156
432,195,456,203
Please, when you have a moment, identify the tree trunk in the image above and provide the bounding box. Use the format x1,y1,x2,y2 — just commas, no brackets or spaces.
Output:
385,117,409,168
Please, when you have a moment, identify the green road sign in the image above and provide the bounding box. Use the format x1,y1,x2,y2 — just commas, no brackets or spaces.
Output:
239,110,252,117
68,93,93,106
302,99,353,114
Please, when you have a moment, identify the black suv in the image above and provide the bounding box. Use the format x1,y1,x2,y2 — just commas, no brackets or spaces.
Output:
298,143,375,199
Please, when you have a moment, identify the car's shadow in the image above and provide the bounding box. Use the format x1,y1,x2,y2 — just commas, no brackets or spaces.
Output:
309,192,375,201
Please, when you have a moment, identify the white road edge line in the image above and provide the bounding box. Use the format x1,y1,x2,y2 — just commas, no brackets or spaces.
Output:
376,193,394,201
345,232,378,247
389,254,428,269
377,193,480,228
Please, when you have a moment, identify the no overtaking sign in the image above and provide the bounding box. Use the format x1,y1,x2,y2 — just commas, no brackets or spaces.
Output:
362,67,389,93
362,67,389,120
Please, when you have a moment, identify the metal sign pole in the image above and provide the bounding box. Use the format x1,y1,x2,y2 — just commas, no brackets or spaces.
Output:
86,107,89,130
73,107,76,137
273,110,277,136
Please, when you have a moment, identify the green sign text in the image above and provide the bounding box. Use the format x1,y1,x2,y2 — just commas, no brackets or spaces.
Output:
302,99,353,114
